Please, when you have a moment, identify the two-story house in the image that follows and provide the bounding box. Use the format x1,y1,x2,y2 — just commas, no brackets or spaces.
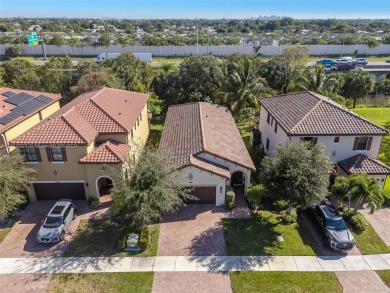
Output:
159,102,255,206
258,92,390,187
10,87,150,202
0,88,61,154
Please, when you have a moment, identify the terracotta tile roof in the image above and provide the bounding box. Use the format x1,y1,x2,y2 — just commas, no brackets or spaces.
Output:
159,102,255,175
259,92,388,136
0,87,60,133
187,156,231,179
338,154,390,175
79,139,130,164
10,87,148,146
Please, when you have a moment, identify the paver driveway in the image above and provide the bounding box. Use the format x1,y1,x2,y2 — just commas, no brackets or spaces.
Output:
0,200,111,258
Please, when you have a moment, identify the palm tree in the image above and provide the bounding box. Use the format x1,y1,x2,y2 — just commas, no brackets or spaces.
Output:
295,65,335,94
341,71,375,108
215,56,273,113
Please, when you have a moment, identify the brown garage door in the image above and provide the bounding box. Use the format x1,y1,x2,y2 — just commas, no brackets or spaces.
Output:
187,186,216,204
34,183,86,201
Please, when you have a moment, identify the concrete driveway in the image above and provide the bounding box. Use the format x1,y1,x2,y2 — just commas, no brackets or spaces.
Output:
0,200,111,258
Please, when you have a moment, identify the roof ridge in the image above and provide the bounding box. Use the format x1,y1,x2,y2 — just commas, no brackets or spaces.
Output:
89,99,127,132
290,97,323,133
198,102,206,151
61,112,90,144
366,155,390,169
104,141,123,162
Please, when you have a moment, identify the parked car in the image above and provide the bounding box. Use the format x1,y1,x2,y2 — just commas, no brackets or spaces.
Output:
355,58,368,65
307,201,355,251
316,59,336,65
336,59,353,65
323,65,337,71
36,199,77,244
337,56,353,61
336,64,353,70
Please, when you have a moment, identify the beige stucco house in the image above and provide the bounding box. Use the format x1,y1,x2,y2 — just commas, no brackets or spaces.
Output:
10,87,150,202
0,87,61,153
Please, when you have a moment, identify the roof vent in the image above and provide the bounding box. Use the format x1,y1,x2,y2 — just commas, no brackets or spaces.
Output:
118,112,121,115
125,100,127,102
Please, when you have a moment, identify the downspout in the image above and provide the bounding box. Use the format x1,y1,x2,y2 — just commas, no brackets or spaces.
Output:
0,133,10,154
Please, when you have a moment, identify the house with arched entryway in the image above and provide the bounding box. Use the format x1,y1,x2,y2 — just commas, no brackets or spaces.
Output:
159,102,255,206
10,87,150,202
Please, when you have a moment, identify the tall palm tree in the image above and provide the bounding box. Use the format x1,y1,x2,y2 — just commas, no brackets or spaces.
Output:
341,71,375,108
215,56,273,113
295,65,335,94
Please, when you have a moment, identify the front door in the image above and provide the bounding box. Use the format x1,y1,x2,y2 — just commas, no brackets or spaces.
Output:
231,172,244,187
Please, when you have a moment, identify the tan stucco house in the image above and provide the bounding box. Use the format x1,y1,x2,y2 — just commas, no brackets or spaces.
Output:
0,87,61,153
10,87,150,202
159,102,255,206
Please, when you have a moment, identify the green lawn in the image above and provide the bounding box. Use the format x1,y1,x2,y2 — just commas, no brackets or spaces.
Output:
222,210,321,256
152,57,185,63
350,213,390,255
149,122,164,147
47,272,153,293
376,270,390,288
230,272,342,293
63,219,159,257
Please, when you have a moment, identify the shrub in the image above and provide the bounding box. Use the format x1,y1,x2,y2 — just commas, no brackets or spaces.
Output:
343,209,367,233
225,201,236,210
226,186,234,193
118,225,135,249
225,190,235,203
139,226,150,251
275,200,289,211
280,209,297,223
382,189,390,207
88,198,100,209
246,184,265,209
5,46,21,57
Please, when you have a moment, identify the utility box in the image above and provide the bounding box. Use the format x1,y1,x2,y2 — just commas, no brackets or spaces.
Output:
125,233,141,251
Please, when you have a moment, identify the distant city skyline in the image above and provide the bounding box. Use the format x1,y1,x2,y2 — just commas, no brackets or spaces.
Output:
1,0,390,19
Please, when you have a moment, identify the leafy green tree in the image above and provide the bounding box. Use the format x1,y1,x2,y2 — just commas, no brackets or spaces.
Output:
341,71,375,108
110,146,193,228
246,184,266,209
48,34,63,46
147,95,164,116
5,46,21,57
215,56,272,113
1,59,41,90
261,142,332,214
39,57,73,96
0,149,35,224
98,32,111,46
332,173,383,214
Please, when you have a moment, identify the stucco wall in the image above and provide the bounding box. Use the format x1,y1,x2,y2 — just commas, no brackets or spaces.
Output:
337,167,387,188
179,166,227,206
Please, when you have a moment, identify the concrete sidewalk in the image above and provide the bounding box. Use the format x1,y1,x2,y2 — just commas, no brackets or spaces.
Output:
1,254,390,274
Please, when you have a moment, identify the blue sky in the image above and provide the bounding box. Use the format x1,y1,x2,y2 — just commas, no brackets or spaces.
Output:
1,0,390,19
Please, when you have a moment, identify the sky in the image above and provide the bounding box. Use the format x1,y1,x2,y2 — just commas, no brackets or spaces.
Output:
1,0,390,19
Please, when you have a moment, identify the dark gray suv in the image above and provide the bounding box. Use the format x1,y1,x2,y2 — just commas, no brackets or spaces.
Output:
309,202,355,251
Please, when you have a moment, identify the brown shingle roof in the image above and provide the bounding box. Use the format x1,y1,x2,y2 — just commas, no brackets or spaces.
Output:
259,92,388,136
10,88,148,146
338,154,390,175
79,139,130,164
0,87,61,133
159,102,255,175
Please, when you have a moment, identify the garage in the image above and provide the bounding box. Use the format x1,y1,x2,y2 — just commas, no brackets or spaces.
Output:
187,186,216,204
33,182,86,201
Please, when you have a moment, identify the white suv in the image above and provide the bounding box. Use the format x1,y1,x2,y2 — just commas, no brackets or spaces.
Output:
355,58,368,65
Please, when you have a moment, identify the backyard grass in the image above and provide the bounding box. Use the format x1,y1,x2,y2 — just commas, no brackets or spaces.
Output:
152,57,185,63
222,210,321,256
230,272,342,293
350,213,390,255
376,270,390,288
149,122,164,147
63,219,159,257
47,272,153,293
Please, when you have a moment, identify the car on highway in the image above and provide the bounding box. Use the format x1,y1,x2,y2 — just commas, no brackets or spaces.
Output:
336,64,353,70
323,65,337,71
386,59,390,63
336,59,353,65
355,58,368,65
36,199,77,244
316,59,336,65
307,201,355,251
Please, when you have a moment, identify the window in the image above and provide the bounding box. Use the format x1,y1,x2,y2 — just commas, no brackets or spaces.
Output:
137,118,139,126
267,113,271,124
274,122,278,133
140,112,142,121
47,147,67,162
25,147,40,162
300,137,318,144
131,129,133,139
353,137,373,151
271,117,274,126
334,137,340,143
266,138,270,150
63,206,71,221
38,112,42,121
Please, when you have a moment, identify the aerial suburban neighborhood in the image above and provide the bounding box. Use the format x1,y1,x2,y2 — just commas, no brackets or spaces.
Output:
0,1,390,293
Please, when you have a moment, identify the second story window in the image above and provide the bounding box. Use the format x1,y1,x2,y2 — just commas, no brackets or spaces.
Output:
47,147,67,162
353,137,373,151
334,137,340,143
140,112,142,121
300,137,318,144
131,129,134,139
137,117,139,126
24,147,41,162
267,113,271,124
274,122,278,133
266,138,270,150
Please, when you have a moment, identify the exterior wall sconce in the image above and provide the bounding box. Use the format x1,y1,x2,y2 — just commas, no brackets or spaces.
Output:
85,182,89,186
101,164,107,172
220,187,223,193
188,173,193,181
52,169,59,176
332,150,336,157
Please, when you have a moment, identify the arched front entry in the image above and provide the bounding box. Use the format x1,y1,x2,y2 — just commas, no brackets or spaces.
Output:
231,171,245,187
95,175,115,198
